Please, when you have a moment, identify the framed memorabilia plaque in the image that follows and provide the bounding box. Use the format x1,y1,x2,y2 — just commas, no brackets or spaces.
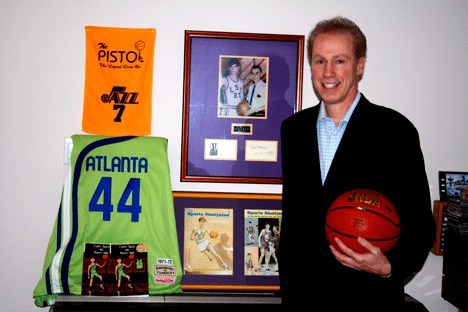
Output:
439,171,468,201
181,30,304,184
173,191,282,292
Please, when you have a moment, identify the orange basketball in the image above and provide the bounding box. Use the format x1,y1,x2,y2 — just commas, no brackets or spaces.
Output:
102,254,108,260
129,254,135,260
209,230,219,239
236,101,251,116
325,189,400,253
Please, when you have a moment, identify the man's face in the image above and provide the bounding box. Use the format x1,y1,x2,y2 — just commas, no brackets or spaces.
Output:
311,32,365,106
229,63,240,75
251,68,262,83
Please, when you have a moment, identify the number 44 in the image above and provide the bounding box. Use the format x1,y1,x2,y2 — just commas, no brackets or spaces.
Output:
89,177,142,222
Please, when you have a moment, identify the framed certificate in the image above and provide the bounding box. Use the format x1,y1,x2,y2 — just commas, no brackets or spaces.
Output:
181,30,304,184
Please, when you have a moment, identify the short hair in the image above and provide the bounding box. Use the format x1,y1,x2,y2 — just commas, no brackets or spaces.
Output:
227,58,240,68
199,216,206,222
307,16,367,66
251,65,262,73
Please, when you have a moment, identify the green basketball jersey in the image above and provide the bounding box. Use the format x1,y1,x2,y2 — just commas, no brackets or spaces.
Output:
33,135,182,307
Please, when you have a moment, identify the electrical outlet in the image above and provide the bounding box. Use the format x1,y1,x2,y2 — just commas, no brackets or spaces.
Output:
63,137,73,164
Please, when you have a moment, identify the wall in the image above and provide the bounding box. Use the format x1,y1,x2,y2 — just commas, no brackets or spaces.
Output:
0,0,466,311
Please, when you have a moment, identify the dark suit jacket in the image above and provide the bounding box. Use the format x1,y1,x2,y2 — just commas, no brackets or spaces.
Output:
278,94,435,310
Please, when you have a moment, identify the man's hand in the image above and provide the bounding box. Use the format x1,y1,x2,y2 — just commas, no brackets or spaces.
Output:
330,236,392,277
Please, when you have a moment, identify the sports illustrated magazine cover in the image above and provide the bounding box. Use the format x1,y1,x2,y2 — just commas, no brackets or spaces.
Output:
183,208,234,275
244,209,281,276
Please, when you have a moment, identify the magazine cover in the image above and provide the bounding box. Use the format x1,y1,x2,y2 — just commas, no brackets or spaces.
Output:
183,208,234,275
244,209,281,276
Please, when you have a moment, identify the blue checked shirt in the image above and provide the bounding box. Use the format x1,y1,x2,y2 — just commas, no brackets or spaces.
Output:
317,92,361,184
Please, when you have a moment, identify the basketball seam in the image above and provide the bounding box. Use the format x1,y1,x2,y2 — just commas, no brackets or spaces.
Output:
324,223,399,241
327,205,400,227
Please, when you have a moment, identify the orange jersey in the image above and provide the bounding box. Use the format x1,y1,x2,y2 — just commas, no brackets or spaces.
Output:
82,26,156,136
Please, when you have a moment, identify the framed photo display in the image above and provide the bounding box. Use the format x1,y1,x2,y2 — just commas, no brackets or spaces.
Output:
439,171,468,201
181,30,304,184
173,191,282,292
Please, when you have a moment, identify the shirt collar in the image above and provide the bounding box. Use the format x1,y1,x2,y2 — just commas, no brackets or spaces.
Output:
317,92,361,124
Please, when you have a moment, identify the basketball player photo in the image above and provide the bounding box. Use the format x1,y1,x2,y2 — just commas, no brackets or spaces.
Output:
218,56,269,118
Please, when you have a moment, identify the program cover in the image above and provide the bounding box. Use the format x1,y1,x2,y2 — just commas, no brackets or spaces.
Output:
82,243,149,296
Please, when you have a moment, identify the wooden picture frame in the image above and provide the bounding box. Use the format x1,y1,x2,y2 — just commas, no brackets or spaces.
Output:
173,191,282,292
181,30,304,184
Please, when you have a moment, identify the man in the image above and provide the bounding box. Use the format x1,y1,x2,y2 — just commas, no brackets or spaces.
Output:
257,222,272,271
115,258,134,296
190,216,229,271
242,65,267,117
246,220,257,245
219,58,244,116
245,252,254,275
278,16,435,310
87,257,106,295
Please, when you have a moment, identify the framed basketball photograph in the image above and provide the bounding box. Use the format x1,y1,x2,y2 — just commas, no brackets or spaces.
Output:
181,30,304,184
218,55,269,119
173,191,282,292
